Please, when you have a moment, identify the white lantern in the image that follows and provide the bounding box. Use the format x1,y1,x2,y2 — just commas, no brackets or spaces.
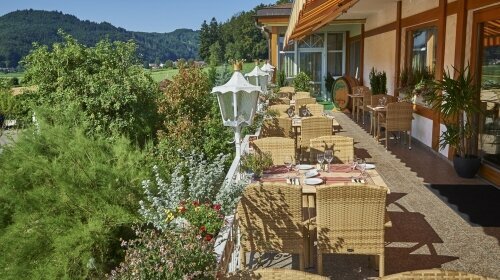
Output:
260,61,275,84
212,62,261,157
245,64,269,94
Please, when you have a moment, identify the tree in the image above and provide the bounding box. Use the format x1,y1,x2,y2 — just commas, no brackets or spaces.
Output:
198,20,210,61
22,31,160,144
275,0,292,4
209,41,223,66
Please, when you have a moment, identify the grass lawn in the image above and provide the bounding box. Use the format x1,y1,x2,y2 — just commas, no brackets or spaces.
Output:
149,62,256,82
0,72,24,83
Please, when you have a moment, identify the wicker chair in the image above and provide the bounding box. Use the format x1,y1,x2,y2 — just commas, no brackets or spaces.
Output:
279,86,295,94
237,183,306,271
306,103,324,116
370,95,398,135
299,117,332,159
315,184,388,276
295,98,317,114
268,105,292,118
294,91,311,99
224,268,329,280
309,136,354,163
252,137,295,165
261,117,293,138
355,86,372,124
377,102,413,150
381,269,493,279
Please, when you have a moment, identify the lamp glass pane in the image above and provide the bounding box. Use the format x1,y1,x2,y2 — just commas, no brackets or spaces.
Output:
217,91,235,123
236,90,259,126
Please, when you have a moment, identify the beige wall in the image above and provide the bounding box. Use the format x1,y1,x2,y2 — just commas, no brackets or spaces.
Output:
444,14,457,72
364,3,397,30
363,30,396,94
401,0,439,18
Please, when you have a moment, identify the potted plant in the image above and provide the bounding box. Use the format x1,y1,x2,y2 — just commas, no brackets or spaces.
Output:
398,66,435,105
240,152,273,179
426,65,482,178
369,67,387,94
293,71,312,92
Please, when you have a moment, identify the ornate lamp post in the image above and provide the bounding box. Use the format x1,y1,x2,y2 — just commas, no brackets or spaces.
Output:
211,61,261,158
260,60,275,84
245,61,269,94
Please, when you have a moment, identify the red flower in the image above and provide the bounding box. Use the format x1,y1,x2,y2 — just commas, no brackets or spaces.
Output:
200,225,206,232
177,206,186,213
205,234,213,241
213,204,222,211
192,200,200,206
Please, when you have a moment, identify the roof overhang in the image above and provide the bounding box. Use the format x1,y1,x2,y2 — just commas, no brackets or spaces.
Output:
285,0,359,45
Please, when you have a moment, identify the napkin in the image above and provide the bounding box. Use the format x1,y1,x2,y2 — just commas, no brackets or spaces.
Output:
329,164,354,173
263,165,289,174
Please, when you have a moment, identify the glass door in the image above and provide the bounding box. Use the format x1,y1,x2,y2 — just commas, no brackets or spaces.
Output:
478,19,500,169
298,51,323,96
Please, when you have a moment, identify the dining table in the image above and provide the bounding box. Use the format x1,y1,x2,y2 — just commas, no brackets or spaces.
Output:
258,163,391,268
366,104,386,138
347,93,364,122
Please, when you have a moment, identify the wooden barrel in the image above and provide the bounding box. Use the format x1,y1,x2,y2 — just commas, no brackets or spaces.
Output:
331,76,360,110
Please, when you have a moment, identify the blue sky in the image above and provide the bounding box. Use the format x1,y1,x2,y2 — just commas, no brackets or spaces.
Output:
0,0,278,32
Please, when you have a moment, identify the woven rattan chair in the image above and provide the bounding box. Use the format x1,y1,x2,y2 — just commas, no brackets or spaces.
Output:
370,95,398,135
299,117,332,160
295,98,317,114
294,91,311,99
306,103,324,116
268,105,291,118
377,102,413,150
279,86,295,94
316,184,388,277
237,183,306,271
261,117,293,138
309,136,354,163
381,269,493,279
224,268,329,280
252,137,295,165
355,86,372,124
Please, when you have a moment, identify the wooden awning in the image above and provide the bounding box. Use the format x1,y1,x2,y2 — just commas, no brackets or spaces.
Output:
284,0,359,45
483,19,500,47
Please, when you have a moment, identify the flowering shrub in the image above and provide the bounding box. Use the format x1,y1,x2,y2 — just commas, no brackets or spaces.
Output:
173,201,224,240
109,226,218,280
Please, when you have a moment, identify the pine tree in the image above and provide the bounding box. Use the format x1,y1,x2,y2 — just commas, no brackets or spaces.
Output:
198,20,210,61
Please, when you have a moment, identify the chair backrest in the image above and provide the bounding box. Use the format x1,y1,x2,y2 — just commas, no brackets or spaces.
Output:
294,91,311,99
279,97,291,105
371,94,398,107
224,268,330,280
306,103,324,116
300,117,332,148
268,105,291,117
237,183,304,253
360,87,373,108
310,136,354,163
316,184,387,255
385,102,413,131
261,117,293,138
295,98,317,114
279,86,295,93
381,269,492,280
252,137,295,165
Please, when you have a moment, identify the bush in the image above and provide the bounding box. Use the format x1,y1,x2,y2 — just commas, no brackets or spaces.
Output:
369,67,387,94
0,121,148,279
325,72,335,93
277,69,286,88
293,71,311,92
21,31,160,144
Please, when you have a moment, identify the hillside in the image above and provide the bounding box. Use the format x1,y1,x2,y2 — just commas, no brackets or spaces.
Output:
0,10,199,68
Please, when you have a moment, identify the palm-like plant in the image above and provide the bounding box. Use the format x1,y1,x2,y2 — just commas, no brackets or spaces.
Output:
426,65,480,158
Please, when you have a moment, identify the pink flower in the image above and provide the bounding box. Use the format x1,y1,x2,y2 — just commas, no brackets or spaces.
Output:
213,204,222,211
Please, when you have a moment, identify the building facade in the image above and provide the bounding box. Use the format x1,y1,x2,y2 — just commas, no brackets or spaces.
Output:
256,0,500,184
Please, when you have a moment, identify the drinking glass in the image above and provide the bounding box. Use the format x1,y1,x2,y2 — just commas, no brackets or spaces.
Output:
316,153,324,169
382,96,387,106
284,156,293,172
349,156,358,171
324,150,333,171
357,158,366,176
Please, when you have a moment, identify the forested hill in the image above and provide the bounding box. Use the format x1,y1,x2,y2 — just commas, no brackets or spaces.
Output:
0,10,199,68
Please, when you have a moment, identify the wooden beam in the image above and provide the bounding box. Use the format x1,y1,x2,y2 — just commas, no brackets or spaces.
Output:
364,22,396,38
360,24,364,84
433,0,447,152
467,0,500,10
346,31,350,76
394,1,402,97
270,28,278,70
402,7,440,28
454,0,467,72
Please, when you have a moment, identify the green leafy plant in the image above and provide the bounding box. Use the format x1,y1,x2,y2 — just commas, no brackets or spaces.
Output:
369,67,387,94
277,69,286,88
241,152,273,177
399,66,435,102
293,71,311,92
425,65,480,158
172,200,224,239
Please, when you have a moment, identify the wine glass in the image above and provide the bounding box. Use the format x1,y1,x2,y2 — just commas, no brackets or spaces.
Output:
324,150,333,172
316,153,324,170
382,96,387,106
284,156,293,172
357,158,366,178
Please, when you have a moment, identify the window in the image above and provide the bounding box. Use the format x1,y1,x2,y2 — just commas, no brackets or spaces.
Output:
409,26,438,71
327,33,344,77
278,35,295,78
298,34,324,48
349,39,361,78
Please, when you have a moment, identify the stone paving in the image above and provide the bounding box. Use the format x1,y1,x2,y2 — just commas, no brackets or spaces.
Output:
244,112,500,279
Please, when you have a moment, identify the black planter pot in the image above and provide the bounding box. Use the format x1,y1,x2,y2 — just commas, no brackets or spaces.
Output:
453,155,481,178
